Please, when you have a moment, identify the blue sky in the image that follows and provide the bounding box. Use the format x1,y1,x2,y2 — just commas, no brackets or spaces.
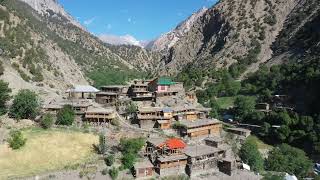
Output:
59,0,217,42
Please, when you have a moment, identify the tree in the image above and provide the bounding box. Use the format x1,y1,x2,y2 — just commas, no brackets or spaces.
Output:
98,133,107,155
265,144,312,178
121,152,136,169
104,154,115,166
9,89,39,119
40,113,54,129
239,139,264,172
125,102,137,119
56,105,75,126
120,137,145,169
0,80,11,114
7,130,27,150
234,95,256,120
108,167,119,180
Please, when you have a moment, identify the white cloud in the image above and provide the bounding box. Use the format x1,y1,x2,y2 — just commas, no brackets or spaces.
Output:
83,17,96,26
98,34,144,47
127,18,132,23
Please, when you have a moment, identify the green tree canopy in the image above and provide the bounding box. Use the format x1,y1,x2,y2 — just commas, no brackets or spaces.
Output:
9,89,39,119
56,105,75,126
265,144,312,178
0,80,11,114
239,138,264,172
234,95,256,120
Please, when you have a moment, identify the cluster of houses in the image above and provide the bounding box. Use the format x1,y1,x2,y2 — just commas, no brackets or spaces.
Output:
133,136,238,178
42,77,253,178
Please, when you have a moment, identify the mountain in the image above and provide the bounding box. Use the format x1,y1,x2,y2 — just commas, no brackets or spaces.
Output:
0,0,157,100
147,7,208,53
19,0,84,30
151,0,300,77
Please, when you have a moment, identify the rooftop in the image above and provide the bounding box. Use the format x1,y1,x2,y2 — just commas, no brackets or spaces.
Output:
100,85,127,89
86,107,114,114
183,145,222,157
227,127,251,133
180,119,221,129
157,154,187,162
157,77,176,86
161,138,186,149
147,137,166,147
134,159,154,169
205,136,224,143
66,85,100,93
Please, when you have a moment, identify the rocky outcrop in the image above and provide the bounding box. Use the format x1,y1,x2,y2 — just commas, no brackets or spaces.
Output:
147,7,208,53
19,0,84,30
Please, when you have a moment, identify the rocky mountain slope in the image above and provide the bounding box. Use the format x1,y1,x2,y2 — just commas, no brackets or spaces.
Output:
19,0,84,30
269,0,320,65
0,0,157,101
152,0,299,77
146,7,208,53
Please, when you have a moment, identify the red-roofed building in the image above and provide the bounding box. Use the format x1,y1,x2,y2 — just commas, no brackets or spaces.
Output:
165,138,186,150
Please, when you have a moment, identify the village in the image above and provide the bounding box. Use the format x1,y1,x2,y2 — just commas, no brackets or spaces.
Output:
42,77,258,179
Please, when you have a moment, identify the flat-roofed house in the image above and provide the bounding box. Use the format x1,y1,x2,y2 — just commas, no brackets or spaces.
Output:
137,107,173,130
226,128,251,138
134,160,154,178
173,106,210,121
66,85,100,99
96,85,129,106
184,145,226,176
179,119,222,138
129,80,154,101
204,136,224,148
84,107,115,125
43,99,92,115
148,77,182,98
154,154,188,176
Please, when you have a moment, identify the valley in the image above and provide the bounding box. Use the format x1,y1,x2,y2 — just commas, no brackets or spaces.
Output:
0,0,319,179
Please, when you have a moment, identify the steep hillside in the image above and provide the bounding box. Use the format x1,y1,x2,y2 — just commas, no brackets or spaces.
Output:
154,0,298,77
19,0,84,30
147,7,208,53
269,0,320,64
0,0,151,100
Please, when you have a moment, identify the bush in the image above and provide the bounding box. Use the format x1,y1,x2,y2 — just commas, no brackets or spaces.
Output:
98,133,107,155
0,80,11,114
239,138,264,172
110,118,120,126
7,130,26,150
104,154,115,166
121,152,136,169
9,89,39,119
41,113,54,129
56,105,75,126
108,167,119,180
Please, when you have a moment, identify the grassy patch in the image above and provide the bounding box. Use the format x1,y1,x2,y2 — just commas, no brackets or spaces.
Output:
247,135,273,150
0,128,98,179
216,96,236,109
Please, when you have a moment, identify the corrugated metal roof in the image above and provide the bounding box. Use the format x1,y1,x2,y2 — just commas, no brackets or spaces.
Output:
66,85,100,93
158,77,176,85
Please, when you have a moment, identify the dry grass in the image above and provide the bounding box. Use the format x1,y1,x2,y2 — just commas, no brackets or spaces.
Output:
0,128,98,179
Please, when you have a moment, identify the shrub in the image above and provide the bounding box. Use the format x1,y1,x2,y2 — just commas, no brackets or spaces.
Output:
108,167,119,180
9,89,39,119
7,130,26,150
41,113,54,129
110,118,120,126
104,154,115,166
0,80,11,114
98,133,107,155
56,105,75,126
